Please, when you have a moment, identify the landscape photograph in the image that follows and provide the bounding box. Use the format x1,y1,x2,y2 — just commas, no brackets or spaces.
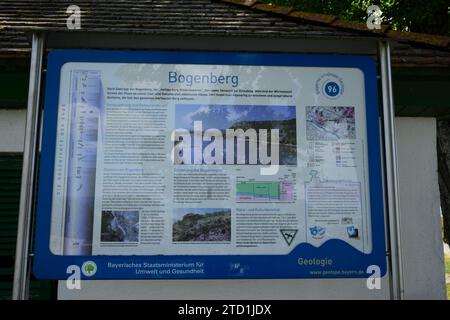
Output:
173,208,231,242
100,210,140,242
174,104,297,165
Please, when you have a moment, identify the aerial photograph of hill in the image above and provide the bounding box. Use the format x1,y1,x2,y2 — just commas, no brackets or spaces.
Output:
173,208,231,242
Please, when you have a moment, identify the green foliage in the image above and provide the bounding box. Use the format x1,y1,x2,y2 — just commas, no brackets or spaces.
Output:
446,255,450,300
447,283,450,300
446,255,450,274
261,0,450,35
84,264,95,274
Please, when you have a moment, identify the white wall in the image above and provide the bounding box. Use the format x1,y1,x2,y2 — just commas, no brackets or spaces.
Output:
58,278,391,300
0,112,444,299
396,118,446,299
0,109,26,153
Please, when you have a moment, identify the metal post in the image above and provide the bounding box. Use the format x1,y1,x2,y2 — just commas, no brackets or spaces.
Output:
379,40,404,300
12,32,45,300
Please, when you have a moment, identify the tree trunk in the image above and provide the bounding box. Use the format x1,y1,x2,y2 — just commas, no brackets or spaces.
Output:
437,119,450,244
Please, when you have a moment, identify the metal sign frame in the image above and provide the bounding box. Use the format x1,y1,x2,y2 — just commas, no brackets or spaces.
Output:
12,32,404,299
32,49,386,281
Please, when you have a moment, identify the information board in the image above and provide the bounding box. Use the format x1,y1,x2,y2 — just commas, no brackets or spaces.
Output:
34,50,386,279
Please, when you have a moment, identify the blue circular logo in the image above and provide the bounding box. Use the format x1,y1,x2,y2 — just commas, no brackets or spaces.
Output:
323,81,340,97
315,73,344,99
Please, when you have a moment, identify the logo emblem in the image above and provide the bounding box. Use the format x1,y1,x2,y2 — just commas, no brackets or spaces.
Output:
81,261,97,277
309,226,326,239
347,226,359,238
341,217,353,224
280,229,298,246
315,73,344,100
323,81,340,97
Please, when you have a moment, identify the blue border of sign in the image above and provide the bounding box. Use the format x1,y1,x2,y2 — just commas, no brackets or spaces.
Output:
33,49,386,280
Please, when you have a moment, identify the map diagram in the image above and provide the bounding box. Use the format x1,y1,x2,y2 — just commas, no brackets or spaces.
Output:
306,106,355,141
236,181,294,202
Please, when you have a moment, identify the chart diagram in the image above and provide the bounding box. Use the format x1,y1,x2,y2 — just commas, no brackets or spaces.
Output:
236,181,294,202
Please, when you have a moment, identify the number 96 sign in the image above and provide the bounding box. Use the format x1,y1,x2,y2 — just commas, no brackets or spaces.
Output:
316,73,344,99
